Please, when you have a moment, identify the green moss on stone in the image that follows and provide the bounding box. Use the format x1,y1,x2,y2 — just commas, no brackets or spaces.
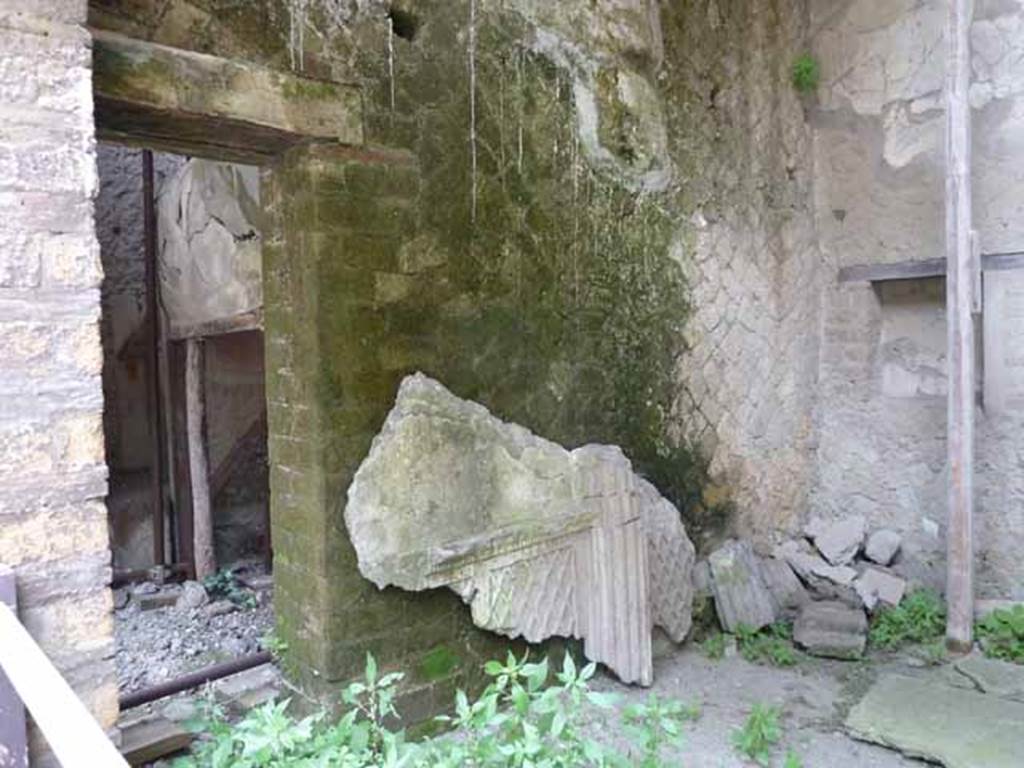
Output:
420,645,461,682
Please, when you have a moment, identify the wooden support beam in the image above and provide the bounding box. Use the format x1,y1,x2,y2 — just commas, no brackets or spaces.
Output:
168,309,263,342
143,150,166,568
185,339,215,581
0,580,128,767
91,30,362,163
0,565,27,768
944,0,975,652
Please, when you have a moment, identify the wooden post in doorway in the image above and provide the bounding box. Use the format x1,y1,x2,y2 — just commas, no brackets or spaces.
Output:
142,150,166,567
186,338,216,580
944,0,975,652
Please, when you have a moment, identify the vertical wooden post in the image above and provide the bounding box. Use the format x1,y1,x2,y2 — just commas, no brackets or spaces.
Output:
944,0,975,652
142,150,167,568
186,338,215,581
0,565,28,768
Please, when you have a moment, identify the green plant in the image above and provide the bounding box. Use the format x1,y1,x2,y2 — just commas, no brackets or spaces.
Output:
732,704,782,767
791,54,820,93
261,631,288,660
177,654,411,767
622,694,700,768
203,569,257,610
869,589,945,650
976,605,1024,663
701,632,726,660
736,623,797,667
783,749,803,768
177,651,700,767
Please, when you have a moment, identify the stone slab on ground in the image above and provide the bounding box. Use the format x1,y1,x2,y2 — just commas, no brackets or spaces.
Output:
793,600,866,659
846,673,1024,767
708,540,776,632
953,654,1024,702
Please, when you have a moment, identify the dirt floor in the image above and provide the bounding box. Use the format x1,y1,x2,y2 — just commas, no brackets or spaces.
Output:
589,646,925,767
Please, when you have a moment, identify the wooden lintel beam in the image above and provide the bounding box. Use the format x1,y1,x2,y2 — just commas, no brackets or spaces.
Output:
91,29,362,162
168,309,263,341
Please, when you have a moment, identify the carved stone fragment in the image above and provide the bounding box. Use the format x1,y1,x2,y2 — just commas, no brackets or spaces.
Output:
344,373,695,685
708,540,776,632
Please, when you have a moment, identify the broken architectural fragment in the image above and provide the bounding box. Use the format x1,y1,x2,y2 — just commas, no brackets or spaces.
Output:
344,374,695,685
707,540,776,632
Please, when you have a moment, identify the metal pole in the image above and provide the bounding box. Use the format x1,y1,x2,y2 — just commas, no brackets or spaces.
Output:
118,651,272,710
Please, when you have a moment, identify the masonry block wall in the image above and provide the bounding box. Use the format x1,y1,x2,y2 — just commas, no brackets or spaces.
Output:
0,0,119,759
263,145,516,710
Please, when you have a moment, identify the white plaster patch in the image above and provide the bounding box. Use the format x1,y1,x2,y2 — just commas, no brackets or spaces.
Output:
817,0,945,115
882,104,941,168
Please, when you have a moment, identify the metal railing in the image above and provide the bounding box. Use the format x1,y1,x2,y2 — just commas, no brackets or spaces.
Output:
0,565,128,768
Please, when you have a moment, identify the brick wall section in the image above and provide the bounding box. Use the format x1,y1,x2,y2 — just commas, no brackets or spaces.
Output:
0,0,119,760
263,144,518,715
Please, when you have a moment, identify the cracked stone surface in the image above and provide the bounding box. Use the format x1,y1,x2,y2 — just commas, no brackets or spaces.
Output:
156,158,262,331
847,674,1024,767
345,373,695,685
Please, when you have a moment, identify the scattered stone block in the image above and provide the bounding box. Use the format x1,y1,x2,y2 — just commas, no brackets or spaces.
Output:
774,540,859,605
692,559,712,599
864,529,901,566
177,581,209,611
793,600,867,659
137,589,181,612
113,587,131,610
203,600,238,618
760,556,809,620
854,568,905,612
808,515,865,565
846,674,1024,767
344,373,697,686
708,540,776,632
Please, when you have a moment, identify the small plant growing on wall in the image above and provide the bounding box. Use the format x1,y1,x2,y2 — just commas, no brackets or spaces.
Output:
791,53,820,93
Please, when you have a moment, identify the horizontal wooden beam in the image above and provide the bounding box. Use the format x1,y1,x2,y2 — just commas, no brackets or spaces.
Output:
0,599,128,767
838,251,1024,284
0,565,27,768
168,309,263,341
91,30,362,163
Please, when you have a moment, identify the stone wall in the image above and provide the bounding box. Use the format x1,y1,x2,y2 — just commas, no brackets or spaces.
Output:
88,0,824,699
0,0,118,759
809,0,1024,599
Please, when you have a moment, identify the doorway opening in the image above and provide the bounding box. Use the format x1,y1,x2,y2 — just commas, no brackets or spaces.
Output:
95,143,273,695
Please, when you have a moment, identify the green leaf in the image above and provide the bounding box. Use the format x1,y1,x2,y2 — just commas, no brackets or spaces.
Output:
365,653,378,685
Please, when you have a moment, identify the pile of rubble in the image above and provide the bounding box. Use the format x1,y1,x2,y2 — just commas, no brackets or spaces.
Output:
701,516,906,659
115,570,274,693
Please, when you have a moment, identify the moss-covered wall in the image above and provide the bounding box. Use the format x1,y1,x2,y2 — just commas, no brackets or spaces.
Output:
91,0,821,710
